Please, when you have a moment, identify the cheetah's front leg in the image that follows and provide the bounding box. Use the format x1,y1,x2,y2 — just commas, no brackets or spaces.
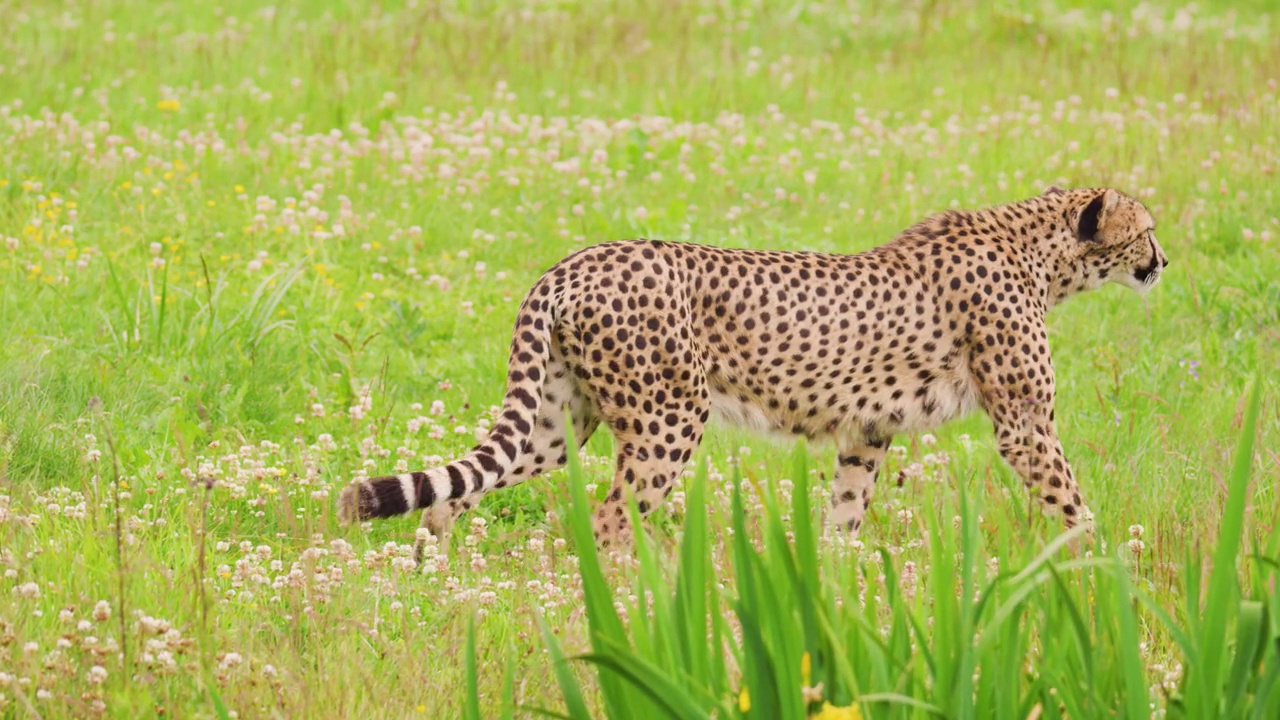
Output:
995,416,1093,534
980,391,1094,535
973,335,1094,536
829,437,892,534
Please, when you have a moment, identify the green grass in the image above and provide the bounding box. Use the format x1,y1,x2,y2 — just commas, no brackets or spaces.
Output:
525,379,1273,720
1,0,1278,717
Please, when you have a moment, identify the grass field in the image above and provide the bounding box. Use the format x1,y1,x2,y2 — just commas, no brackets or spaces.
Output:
1,0,1278,717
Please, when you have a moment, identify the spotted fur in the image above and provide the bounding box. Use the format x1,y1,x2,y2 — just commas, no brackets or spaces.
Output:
338,187,1167,551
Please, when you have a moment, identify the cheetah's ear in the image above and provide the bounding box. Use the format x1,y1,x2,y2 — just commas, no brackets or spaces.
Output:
1042,185,1066,196
1076,188,1122,241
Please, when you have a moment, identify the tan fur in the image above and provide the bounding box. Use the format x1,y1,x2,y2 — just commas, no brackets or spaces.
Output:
342,187,1167,551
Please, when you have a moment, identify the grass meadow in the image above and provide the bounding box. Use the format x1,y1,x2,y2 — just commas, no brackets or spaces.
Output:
1,0,1278,717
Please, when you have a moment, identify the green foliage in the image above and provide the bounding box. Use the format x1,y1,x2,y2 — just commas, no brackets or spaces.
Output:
533,387,1275,718
0,0,1277,716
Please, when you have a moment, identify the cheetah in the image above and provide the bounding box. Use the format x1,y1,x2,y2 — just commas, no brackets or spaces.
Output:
340,187,1167,553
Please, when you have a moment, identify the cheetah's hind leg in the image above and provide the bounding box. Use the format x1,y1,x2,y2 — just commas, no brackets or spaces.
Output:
828,436,892,537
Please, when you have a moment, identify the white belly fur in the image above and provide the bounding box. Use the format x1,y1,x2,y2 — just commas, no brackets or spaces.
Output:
707,373,983,444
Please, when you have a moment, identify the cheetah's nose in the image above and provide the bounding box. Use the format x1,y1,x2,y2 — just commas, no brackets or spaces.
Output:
1161,256,1169,268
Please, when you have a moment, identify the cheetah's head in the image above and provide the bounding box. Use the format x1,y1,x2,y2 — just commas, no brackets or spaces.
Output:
1049,186,1168,294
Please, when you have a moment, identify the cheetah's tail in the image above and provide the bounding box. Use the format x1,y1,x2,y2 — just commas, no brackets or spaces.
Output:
337,279,556,524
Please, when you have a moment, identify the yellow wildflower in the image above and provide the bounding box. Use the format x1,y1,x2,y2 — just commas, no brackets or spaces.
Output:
801,652,811,686
157,99,180,111
738,687,750,713
811,702,862,720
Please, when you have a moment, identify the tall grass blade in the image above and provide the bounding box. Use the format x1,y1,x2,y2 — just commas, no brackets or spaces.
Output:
1185,378,1262,716
1109,565,1153,720
578,645,714,719
501,646,516,720
729,477,785,719
1224,601,1267,714
465,619,482,720
535,613,593,720
673,456,713,694
561,417,643,719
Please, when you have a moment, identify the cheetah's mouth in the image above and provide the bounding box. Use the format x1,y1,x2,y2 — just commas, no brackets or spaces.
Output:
1134,259,1159,285
1132,237,1163,288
